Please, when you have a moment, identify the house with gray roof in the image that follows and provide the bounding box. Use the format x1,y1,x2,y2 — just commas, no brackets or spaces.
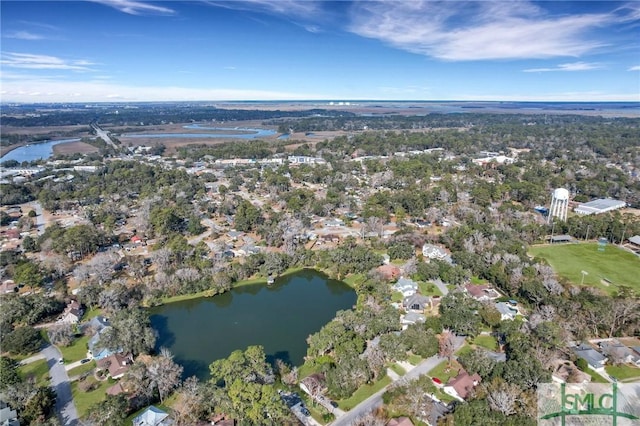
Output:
598,340,640,367
401,312,426,326
573,343,607,372
133,406,172,426
403,293,431,312
393,277,418,297
495,302,518,321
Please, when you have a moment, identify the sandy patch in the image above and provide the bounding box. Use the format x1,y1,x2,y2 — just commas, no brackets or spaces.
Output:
53,141,99,156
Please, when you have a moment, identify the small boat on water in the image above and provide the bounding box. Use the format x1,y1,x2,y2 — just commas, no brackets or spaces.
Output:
267,275,275,285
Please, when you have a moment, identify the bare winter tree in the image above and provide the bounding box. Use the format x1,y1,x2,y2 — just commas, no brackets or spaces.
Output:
438,330,456,367
146,348,183,403
48,323,75,347
150,248,172,272
486,378,521,416
86,252,118,285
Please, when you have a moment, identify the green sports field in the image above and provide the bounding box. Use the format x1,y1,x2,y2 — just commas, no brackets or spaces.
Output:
529,243,640,295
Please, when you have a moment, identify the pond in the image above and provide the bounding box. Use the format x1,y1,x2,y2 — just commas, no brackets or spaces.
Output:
149,269,356,380
0,139,81,163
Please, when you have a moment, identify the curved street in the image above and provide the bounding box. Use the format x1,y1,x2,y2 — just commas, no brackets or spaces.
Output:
41,344,81,426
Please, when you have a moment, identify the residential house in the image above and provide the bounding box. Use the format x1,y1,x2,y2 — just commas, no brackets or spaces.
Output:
464,284,500,301
422,244,448,260
106,382,127,396
58,300,84,324
299,373,326,397
387,417,414,426
444,369,481,401
377,264,401,281
0,401,19,426
393,277,418,297
551,361,591,384
598,340,640,366
495,302,518,321
133,406,172,426
573,343,607,372
403,293,431,312
401,311,426,326
324,218,345,228
96,353,134,379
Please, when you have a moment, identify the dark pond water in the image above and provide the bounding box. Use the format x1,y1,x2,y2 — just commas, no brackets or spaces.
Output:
0,138,81,163
149,269,356,380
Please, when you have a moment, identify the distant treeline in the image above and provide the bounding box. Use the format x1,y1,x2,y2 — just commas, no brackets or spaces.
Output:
1,107,355,127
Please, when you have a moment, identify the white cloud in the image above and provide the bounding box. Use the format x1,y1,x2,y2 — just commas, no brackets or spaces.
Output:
206,0,320,19
0,76,325,102
629,65,640,71
89,0,175,15
523,62,604,72
1,52,96,71
4,31,45,40
348,1,621,61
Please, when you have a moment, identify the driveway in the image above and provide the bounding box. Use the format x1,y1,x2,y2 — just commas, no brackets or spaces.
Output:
330,335,465,426
42,345,82,426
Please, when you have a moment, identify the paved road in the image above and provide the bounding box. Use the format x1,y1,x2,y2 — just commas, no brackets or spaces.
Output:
42,345,81,426
330,335,464,426
19,352,46,365
29,201,45,236
91,123,117,149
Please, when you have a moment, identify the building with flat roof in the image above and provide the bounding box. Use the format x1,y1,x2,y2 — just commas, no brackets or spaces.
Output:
574,198,626,215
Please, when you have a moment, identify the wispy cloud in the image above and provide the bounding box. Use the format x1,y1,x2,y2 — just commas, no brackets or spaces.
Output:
1,52,95,71
523,62,604,73
4,31,45,40
206,0,320,18
89,0,175,16
205,0,324,32
347,1,625,61
629,65,640,71
0,75,324,102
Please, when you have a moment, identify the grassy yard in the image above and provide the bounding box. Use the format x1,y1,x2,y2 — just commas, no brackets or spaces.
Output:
528,243,640,295
18,359,50,386
67,360,97,379
418,282,443,297
407,354,422,365
337,375,392,410
605,364,640,381
428,360,461,384
583,369,609,383
390,363,406,376
473,335,498,351
455,345,472,357
59,335,89,364
391,291,404,303
71,377,113,418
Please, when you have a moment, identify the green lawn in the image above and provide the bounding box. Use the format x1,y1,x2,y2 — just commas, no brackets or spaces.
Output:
583,369,609,383
391,291,404,303
605,364,640,381
337,375,392,410
407,354,422,365
470,276,488,285
418,282,443,297
18,359,49,386
473,335,498,351
455,345,472,357
529,243,640,295
71,377,113,418
59,335,89,364
67,360,97,379
428,360,460,384
390,363,406,376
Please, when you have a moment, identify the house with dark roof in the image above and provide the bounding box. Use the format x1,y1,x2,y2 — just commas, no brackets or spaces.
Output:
403,293,431,312
573,343,607,372
59,300,84,324
444,369,481,401
464,284,500,301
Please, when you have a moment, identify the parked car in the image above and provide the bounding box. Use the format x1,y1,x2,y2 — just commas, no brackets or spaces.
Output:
80,358,90,364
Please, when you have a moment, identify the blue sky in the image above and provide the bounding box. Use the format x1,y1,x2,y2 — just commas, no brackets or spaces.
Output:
1,0,639,102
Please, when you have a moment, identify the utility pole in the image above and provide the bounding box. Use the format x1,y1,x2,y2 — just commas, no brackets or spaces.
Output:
585,224,591,242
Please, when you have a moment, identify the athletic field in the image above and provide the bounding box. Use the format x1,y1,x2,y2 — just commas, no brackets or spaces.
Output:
528,243,640,295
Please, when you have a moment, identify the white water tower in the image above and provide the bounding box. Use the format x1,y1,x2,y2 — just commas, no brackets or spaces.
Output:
548,188,569,223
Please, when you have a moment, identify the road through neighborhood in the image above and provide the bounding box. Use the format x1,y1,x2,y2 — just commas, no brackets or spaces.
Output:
42,345,81,426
